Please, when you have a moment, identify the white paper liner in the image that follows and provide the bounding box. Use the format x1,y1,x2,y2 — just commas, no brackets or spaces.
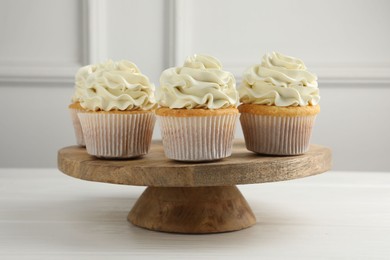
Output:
158,114,239,161
69,108,85,146
240,113,316,155
78,112,155,158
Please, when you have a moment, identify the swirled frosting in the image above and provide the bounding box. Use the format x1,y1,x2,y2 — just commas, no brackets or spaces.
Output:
72,60,156,111
158,54,239,109
72,65,90,104
239,52,320,107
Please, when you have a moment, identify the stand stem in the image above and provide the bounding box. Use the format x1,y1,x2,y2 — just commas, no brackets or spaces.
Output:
128,186,256,233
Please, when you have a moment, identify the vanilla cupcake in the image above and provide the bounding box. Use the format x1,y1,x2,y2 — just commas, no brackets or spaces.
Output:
68,66,91,146
76,60,156,158
238,52,320,155
157,54,239,161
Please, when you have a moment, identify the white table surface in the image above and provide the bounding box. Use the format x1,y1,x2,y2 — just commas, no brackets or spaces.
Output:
0,169,389,260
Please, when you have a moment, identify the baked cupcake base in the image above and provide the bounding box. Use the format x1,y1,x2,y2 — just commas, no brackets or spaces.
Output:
69,102,86,146
78,110,155,159
156,108,239,161
239,104,320,155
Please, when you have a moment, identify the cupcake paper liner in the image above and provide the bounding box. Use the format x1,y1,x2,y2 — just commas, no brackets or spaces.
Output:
69,108,85,146
240,113,316,155
78,112,155,158
158,114,239,161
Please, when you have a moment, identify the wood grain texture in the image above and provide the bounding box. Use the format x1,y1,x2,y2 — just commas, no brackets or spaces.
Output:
128,186,256,233
57,140,332,187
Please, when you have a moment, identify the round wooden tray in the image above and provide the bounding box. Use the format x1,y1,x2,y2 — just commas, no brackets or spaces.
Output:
58,140,332,234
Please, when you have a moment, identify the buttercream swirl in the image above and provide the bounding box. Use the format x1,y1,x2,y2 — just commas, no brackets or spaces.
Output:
72,65,90,104
72,60,156,111
239,52,320,107
158,54,239,109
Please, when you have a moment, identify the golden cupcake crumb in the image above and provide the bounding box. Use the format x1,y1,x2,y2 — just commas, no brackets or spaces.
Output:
79,109,155,115
238,104,320,117
156,107,239,117
68,102,84,110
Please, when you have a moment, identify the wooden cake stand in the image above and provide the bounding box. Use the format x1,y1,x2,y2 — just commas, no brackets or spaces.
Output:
57,140,332,234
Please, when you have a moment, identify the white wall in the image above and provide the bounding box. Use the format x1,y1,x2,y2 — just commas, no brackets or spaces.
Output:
0,0,389,171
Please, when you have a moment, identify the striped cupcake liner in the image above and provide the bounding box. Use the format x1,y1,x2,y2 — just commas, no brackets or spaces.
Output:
240,113,316,155
69,108,86,147
78,112,155,159
158,114,239,161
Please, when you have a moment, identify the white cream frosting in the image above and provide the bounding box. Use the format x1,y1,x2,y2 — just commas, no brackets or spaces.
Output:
158,54,239,109
72,60,156,111
72,65,90,104
239,52,320,107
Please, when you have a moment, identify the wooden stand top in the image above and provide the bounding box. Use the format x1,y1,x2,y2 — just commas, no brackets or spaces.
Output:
58,140,332,187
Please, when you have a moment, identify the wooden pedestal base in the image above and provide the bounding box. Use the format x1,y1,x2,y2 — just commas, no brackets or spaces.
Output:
127,186,256,234
58,141,332,234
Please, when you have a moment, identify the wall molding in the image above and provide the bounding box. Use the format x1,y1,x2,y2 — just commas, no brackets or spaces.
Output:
167,0,192,68
0,0,106,85
168,0,390,85
1,0,389,85
84,0,107,65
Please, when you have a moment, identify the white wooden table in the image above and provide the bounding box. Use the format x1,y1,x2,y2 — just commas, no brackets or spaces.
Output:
1,169,389,259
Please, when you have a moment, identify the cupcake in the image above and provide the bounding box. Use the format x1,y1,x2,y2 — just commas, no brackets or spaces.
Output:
157,54,239,161
68,66,90,146
238,52,320,155
76,60,156,159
